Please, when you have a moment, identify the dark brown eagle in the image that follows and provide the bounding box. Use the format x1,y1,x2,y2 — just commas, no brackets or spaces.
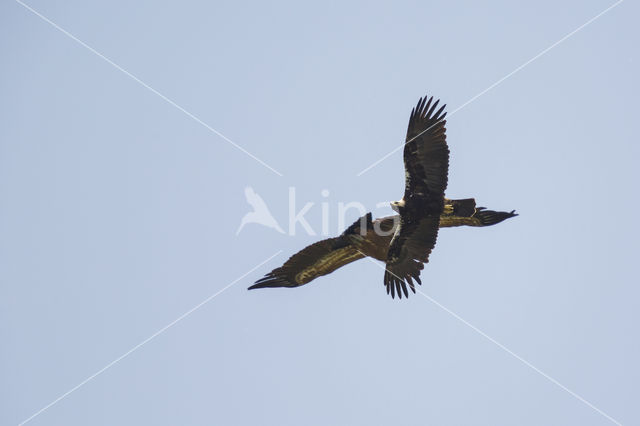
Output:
250,95,517,298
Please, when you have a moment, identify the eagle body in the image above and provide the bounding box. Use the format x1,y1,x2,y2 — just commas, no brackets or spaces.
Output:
355,198,503,261
250,199,517,292
250,94,517,298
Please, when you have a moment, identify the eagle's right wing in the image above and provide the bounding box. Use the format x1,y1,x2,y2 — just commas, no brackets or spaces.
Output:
402,95,449,202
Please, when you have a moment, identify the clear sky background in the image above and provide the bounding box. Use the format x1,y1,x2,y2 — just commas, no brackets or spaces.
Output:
2,1,638,425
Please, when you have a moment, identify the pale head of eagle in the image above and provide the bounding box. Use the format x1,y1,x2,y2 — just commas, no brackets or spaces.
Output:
390,199,405,213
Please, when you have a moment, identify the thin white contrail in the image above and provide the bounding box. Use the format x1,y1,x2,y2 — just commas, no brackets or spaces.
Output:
356,0,624,177
358,253,622,426
14,0,284,177
18,251,282,426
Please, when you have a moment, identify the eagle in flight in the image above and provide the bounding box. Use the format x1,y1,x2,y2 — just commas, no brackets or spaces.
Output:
250,95,517,298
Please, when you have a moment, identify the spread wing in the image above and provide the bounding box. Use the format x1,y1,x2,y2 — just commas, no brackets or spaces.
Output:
249,213,372,290
384,95,449,298
439,199,518,228
249,238,365,289
403,95,449,201
471,208,518,226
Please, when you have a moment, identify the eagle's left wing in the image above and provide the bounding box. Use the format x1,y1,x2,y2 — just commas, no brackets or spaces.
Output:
249,213,372,290
384,95,449,298
384,215,440,298
250,238,365,289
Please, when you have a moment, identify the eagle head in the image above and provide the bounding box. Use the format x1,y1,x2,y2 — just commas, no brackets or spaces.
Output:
390,199,405,213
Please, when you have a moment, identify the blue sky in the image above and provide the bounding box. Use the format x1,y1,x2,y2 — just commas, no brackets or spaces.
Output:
2,1,638,425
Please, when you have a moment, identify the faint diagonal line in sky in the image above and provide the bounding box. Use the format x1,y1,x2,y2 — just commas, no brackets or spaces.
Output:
14,0,284,177
17,250,282,426
356,0,624,177
412,287,623,426
357,253,622,426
